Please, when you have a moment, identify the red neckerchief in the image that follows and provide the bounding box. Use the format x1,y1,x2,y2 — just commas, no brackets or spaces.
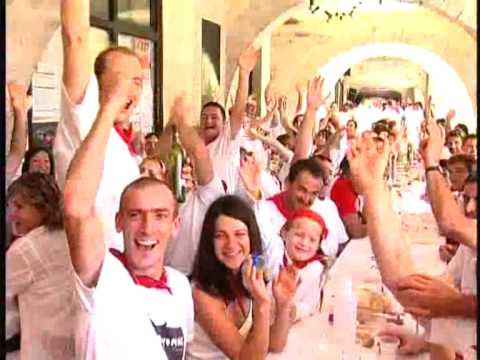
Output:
113,123,137,156
283,251,327,269
109,248,172,294
268,192,292,219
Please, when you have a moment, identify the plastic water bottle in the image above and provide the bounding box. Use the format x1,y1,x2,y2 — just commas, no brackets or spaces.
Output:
333,277,357,358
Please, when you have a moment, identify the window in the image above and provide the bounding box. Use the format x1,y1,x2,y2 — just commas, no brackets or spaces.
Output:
90,0,163,132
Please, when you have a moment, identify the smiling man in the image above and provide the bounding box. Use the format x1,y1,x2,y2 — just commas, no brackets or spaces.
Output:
54,0,143,252
63,69,193,359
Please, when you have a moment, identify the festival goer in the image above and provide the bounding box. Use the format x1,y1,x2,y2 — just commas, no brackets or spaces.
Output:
21,147,55,176
187,195,298,358
6,82,31,187
238,155,348,271
439,171,477,263
6,173,76,359
330,157,367,239
446,154,475,192
164,98,225,276
144,132,159,157
462,134,477,158
63,73,193,358
197,46,259,193
446,130,464,155
347,122,476,357
54,0,145,251
271,209,329,321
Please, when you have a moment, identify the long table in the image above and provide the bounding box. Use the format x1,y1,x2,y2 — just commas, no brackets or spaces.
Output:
267,235,446,360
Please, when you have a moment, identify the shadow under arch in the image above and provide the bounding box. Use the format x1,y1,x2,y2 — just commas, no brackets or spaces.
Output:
317,43,475,130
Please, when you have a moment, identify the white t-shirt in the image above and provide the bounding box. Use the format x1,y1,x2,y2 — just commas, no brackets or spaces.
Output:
54,75,140,251
165,177,225,275
269,252,325,321
206,123,241,194
75,252,194,360
429,245,477,353
6,227,77,360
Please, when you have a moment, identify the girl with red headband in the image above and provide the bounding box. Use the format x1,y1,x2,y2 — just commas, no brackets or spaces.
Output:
273,208,330,322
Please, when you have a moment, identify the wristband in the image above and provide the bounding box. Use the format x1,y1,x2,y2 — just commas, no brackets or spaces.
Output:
425,165,442,174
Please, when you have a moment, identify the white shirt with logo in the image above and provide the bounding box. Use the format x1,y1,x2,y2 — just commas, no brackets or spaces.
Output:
74,252,194,360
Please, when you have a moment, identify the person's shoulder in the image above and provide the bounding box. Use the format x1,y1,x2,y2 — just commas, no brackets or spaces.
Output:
165,266,191,291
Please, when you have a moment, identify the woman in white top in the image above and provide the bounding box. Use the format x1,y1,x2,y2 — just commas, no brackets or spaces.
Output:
187,195,298,359
6,172,76,360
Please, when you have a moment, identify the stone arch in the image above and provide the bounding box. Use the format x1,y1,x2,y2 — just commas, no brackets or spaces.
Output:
317,43,475,129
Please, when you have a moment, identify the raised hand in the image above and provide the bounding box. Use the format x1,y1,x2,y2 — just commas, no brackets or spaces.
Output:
239,151,261,198
347,131,390,193
8,82,32,114
306,75,327,111
241,256,270,305
238,45,260,73
418,117,445,168
169,95,191,128
99,72,132,115
272,264,299,307
278,96,287,116
295,82,305,95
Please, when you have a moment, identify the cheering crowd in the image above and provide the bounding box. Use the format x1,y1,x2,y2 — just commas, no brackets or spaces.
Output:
5,1,477,359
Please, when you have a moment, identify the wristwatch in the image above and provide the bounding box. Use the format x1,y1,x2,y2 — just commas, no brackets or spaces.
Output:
425,165,442,174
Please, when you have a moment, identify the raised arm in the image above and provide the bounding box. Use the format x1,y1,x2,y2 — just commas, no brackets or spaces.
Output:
61,0,92,103
6,82,30,183
63,73,132,287
248,127,293,161
294,83,305,115
229,46,260,139
172,97,213,186
347,133,414,291
419,114,476,250
278,96,297,136
293,76,326,162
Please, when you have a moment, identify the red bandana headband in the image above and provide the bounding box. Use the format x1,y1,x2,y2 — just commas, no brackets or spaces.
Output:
287,208,329,240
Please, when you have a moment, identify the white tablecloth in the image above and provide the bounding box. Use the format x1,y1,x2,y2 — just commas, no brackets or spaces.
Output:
267,238,446,360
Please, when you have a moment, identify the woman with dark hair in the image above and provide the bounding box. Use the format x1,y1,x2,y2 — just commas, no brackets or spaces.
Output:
6,172,75,359
21,146,55,176
187,195,297,359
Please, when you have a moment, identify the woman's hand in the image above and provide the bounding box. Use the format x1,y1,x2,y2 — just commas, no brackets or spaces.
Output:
273,264,299,307
242,256,270,306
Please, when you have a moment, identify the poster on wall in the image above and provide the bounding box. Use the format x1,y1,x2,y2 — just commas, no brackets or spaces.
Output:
201,19,221,106
32,63,60,121
118,34,155,135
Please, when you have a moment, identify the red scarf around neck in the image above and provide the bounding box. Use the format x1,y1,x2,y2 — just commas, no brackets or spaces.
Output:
268,192,292,219
114,123,137,156
109,248,172,294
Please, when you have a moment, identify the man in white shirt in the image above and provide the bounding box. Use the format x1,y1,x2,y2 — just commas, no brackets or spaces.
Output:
54,0,142,251
238,156,349,272
198,46,259,194
63,66,194,359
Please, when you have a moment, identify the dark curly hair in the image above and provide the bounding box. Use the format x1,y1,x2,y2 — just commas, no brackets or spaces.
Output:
191,195,263,302
7,173,63,231
21,147,55,176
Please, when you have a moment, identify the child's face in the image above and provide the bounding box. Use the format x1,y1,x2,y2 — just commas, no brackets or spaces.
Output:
283,217,323,262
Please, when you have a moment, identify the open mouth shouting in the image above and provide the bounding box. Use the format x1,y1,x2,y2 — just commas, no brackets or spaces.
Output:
134,236,159,251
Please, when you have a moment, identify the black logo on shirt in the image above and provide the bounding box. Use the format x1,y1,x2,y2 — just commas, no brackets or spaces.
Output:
150,320,185,360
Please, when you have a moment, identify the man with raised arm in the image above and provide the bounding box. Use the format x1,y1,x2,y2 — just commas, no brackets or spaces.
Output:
164,99,225,276
54,0,144,251
64,83,194,359
347,128,476,357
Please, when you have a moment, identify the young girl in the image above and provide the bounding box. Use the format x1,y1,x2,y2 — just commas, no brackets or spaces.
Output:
276,208,330,322
187,195,298,359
